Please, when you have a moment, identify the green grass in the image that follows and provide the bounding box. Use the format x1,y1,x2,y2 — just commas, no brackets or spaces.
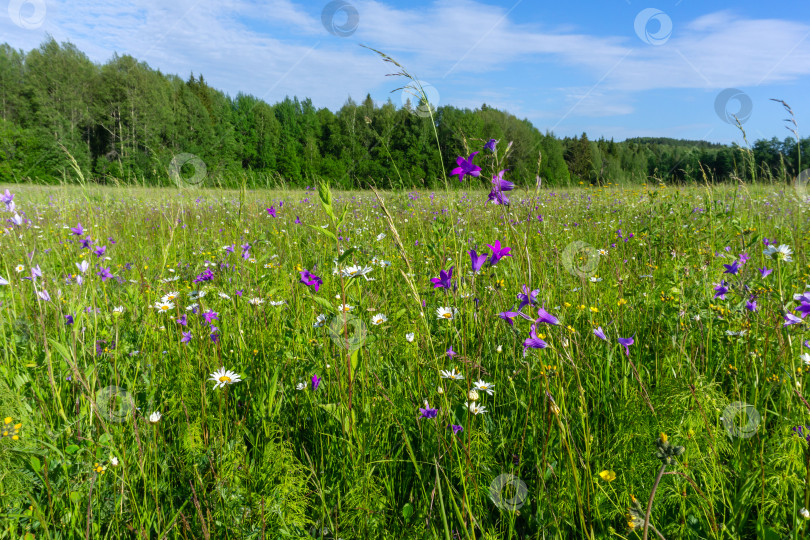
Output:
0,180,809,539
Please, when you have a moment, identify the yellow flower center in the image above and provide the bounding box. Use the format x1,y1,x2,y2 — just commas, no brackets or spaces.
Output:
161,306,169,311
442,313,452,318
219,376,231,383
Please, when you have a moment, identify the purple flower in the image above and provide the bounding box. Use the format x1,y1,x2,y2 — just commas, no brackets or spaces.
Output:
209,328,220,343
430,266,454,289
784,313,803,326
794,425,810,443
617,336,634,357
311,374,321,391
593,326,607,341
70,222,84,236
450,424,464,434
535,307,559,326
419,406,438,419
486,240,513,266
449,152,482,182
93,245,106,258
96,267,112,281
295,216,301,224
759,267,772,278
194,268,214,283
484,139,498,152
713,281,730,300
266,207,277,217
37,290,51,302
517,285,540,311
80,236,93,249
468,250,487,273
722,261,740,275
181,331,192,344
65,314,74,326
738,253,750,265
203,310,219,324
300,269,323,292
224,244,235,254
241,243,251,260
446,345,457,358
177,314,188,326
522,324,548,357
0,189,13,205
745,299,758,312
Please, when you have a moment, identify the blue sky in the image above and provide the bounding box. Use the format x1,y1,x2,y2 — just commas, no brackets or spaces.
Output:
2,0,809,143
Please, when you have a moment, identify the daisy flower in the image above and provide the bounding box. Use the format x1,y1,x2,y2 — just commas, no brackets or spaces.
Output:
296,382,307,391
405,332,415,342
473,380,495,395
249,297,265,305
209,367,243,389
14,264,24,273
269,300,285,306
148,411,162,424
764,244,793,262
466,402,487,415
314,314,328,328
162,292,179,302
218,292,231,299
112,306,124,314
339,304,354,313
440,368,464,380
436,307,456,320
371,314,387,326
154,300,174,312
189,290,207,300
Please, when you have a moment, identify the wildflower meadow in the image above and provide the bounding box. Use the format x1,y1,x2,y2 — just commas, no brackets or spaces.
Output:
2,155,810,539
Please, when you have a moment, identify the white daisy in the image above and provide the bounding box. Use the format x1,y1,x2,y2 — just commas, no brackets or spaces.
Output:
436,307,456,320
186,303,199,311
341,265,374,280
466,402,487,415
162,291,179,302
371,314,387,325
154,301,174,312
440,368,464,380
208,367,243,389
148,411,162,424
112,306,124,314
314,314,328,328
376,233,386,241
249,297,265,305
296,382,307,391
802,353,810,366
339,304,354,313
405,332,415,342
14,264,24,273
189,290,207,300
764,244,793,262
473,380,496,396
269,300,285,306
218,292,231,299
161,276,180,283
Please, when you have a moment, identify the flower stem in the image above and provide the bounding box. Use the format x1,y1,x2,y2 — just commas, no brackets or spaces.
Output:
642,464,667,540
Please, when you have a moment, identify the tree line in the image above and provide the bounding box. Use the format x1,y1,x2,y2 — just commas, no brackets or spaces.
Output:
1,38,807,189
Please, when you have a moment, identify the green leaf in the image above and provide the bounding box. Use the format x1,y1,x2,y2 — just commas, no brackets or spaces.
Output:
337,202,350,229
318,181,335,221
337,248,356,265
69,491,81,504
402,503,414,521
30,456,41,473
306,224,337,243
65,444,80,455
311,296,336,314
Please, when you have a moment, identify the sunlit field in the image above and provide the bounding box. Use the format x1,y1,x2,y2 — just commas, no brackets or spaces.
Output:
2,178,810,539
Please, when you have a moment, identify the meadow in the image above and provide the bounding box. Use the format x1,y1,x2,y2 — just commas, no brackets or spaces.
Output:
1,170,810,539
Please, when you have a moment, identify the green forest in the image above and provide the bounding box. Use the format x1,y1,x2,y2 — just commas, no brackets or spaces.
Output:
1,38,808,189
